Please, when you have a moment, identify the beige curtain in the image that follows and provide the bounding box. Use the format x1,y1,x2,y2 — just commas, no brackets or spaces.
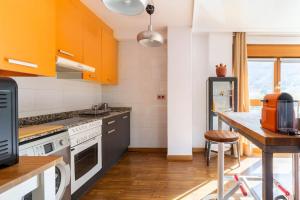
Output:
233,32,250,112
232,32,252,156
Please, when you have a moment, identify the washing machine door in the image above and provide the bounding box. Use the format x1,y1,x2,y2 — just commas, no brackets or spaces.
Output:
55,161,71,200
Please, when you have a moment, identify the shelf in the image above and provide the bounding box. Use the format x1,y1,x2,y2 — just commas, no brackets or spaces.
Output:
211,109,233,115
213,95,232,97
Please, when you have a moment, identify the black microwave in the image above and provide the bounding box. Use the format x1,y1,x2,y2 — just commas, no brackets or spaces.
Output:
0,78,18,167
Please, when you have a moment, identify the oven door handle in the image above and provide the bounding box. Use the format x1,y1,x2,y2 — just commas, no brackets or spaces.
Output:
71,136,101,154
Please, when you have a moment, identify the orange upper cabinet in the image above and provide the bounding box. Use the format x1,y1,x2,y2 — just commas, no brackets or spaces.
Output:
56,0,83,62
101,29,118,85
0,0,56,76
81,6,102,82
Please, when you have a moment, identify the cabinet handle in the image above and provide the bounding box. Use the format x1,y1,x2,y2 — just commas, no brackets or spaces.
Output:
122,116,128,119
107,129,116,134
7,58,38,68
58,49,74,57
107,120,116,125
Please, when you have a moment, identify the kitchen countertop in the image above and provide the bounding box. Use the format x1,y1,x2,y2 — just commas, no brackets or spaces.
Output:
19,108,131,143
19,124,65,140
0,156,62,194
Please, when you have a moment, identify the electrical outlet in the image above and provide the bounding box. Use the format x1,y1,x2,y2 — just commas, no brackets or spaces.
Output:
157,94,166,100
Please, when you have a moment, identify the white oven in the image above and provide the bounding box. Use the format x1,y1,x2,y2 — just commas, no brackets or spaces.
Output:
68,120,102,194
70,135,101,193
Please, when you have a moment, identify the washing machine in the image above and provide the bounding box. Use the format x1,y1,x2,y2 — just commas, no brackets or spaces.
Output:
19,130,71,200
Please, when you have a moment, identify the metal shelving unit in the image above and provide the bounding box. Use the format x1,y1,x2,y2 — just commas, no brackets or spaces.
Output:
208,77,238,130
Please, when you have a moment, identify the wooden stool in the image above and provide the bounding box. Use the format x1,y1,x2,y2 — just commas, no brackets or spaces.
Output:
204,130,240,200
205,131,240,167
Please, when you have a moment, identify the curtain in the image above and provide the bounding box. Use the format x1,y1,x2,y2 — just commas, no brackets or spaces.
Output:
233,32,250,112
232,32,251,156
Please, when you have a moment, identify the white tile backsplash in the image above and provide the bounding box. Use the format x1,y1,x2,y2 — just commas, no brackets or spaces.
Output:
14,77,101,118
102,41,167,148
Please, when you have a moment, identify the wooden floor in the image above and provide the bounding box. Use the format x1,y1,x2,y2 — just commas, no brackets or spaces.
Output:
81,152,293,200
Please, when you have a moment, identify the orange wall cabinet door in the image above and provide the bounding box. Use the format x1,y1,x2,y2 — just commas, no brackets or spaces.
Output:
0,0,56,76
56,0,83,62
101,30,118,85
82,7,102,82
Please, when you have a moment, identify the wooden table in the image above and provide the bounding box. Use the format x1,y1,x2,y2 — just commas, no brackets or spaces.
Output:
0,156,62,199
218,112,300,200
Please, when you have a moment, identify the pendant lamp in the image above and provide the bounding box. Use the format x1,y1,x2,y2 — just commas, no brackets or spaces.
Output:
137,4,163,47
102,0,148,16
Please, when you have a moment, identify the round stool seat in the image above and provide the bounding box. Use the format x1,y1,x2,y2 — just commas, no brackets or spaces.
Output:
205,130,239,143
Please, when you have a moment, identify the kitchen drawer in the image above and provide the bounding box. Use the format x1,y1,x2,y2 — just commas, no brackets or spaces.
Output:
102,115,120,133
101,112,130,172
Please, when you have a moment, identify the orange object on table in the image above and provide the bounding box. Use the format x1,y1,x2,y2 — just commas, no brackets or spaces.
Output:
261,93,281,132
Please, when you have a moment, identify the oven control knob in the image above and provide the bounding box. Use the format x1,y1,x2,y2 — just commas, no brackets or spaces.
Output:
59,139,64,146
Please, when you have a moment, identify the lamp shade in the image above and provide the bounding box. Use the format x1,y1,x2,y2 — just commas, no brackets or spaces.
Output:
102,0,148,16
137,31,163,47
137,25,164,47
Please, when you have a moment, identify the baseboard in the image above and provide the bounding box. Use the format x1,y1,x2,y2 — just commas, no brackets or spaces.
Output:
167,155,193,161
128,148,167,153
128,147,205,153
192,148,205,153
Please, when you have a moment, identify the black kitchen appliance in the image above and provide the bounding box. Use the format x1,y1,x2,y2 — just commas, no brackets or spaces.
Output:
277,93,298,135
0,78,19,167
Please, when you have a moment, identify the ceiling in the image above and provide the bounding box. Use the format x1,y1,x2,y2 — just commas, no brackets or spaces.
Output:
193,0,300,33
81,0,194,40
82,0,300,40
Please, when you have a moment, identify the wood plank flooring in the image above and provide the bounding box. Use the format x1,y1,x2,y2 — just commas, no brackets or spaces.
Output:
81,152,293,200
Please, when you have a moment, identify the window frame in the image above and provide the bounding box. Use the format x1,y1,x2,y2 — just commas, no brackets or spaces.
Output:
247,44,300,107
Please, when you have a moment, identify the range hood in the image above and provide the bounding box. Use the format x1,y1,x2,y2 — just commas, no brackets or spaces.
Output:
56,56,95,79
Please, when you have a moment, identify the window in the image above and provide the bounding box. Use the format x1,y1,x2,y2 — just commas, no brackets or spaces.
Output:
248,59,274,102
281,59,300,100
248,57,300,107
247,45,300,108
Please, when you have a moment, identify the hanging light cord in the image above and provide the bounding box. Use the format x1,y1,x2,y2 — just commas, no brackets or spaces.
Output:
146,3,155,31
148,14,153,31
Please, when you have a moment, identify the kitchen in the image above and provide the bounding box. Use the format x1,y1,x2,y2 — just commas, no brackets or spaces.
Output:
1,0,300,200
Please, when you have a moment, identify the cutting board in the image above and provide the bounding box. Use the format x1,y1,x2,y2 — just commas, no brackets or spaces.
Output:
19,124,64,140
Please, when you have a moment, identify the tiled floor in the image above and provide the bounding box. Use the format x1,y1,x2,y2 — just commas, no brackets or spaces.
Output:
81,152,294,200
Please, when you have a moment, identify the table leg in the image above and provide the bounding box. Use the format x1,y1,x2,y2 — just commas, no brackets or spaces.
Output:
292,153,299,200
218,143,224,200
262,151,273,200
218,116,223,130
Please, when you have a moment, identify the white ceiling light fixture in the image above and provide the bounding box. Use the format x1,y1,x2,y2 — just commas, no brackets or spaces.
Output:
102,0,148,16
137,3,164,47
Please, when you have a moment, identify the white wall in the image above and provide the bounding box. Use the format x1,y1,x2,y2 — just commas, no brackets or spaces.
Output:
102,40,167,148
192,33,209,148
191,32,233,148
208,33,233,76
14,77,102,118
167,27,193,156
